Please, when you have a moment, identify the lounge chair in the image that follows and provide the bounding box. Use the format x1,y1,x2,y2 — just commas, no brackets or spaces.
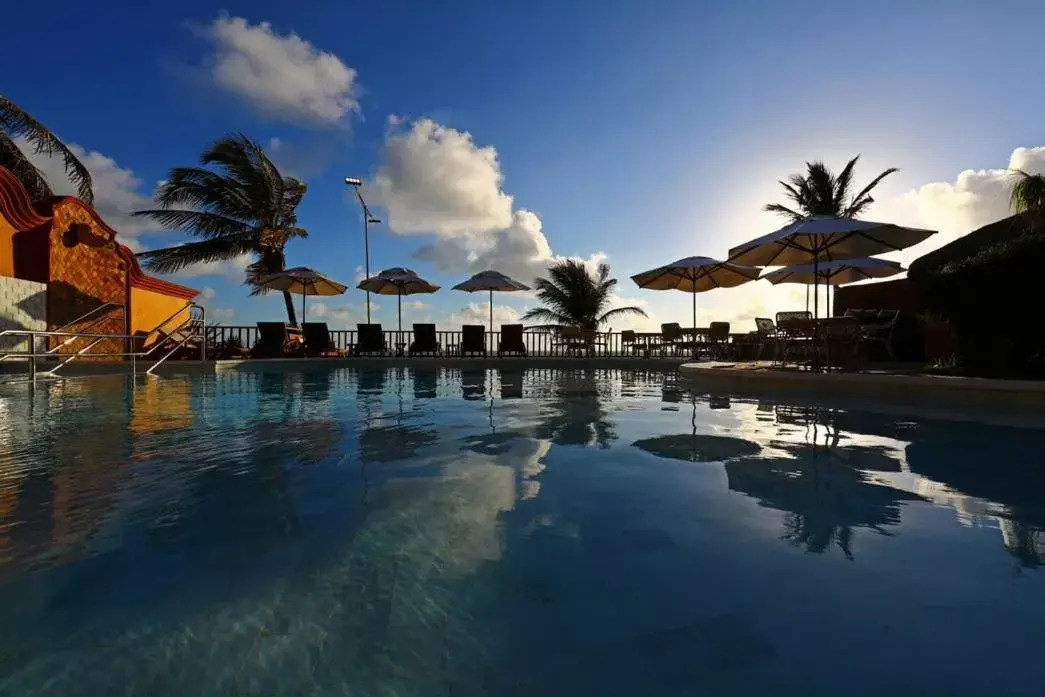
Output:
251,322,305,358
844,308,900,360
354,324,387,356
461,325,487,356
409,323,441,356
705,321,730,359
498,324,527,356
302,322,346,357
660,322,683,356
754,317,780,360
775,311,815,365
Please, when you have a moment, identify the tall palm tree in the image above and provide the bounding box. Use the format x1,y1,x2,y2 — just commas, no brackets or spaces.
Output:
0,94,94,203
1009,169,1045,222
134,134,308,326
522,259,647,330
763,155,898,221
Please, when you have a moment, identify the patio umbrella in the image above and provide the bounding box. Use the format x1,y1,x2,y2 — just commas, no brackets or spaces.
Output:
452,270,531,334
727,216,935,320
255,266,348,324
357,267,441,336
761,257,906,317
631,257,761,356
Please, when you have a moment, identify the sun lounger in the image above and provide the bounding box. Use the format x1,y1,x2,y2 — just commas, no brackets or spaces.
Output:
498,324,527,356
302,322,346,357
409,323,441,356
251,322,305,358
354,323,387,356
461,325,487,356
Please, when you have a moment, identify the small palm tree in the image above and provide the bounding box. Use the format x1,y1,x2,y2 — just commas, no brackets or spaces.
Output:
1009,169,1045,220
134,134,308,326
522,259,647,330
764,155,898,221
0,94,93,203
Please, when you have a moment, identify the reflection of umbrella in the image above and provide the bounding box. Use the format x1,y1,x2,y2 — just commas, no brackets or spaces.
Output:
761,257,905,316
728,216,935,319
358,268,440,336
453,270,531,335
631,257,761,357
633,434,761,463
256,266,348,323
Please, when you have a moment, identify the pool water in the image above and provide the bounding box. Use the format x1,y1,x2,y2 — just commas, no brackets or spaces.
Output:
1,367,1044,696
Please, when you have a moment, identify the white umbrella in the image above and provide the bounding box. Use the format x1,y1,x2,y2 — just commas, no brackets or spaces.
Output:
631,257,761,356
452,270,531,335
761,257,906,317
357,267,441,335
728,216,935,319
255,266,348,323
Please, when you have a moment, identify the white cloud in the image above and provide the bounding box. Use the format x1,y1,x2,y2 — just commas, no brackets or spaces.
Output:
876,146,1045,264
371,119,513,236
200,287,217,299
307,301,327,318
201,15,359,125
371,118,605,285
404,300,431,311
16,137,159,244
209,307,236,320
445,302,521,330
170,251,252,280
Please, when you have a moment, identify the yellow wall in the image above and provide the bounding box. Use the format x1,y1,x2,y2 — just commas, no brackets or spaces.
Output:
130,286,191,346
0,214,15,277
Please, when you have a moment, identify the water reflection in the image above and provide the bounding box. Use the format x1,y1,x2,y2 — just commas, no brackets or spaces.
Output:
534,370,617,448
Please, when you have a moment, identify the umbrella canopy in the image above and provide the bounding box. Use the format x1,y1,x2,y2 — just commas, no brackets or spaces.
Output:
728,216,935,321
631,257,761,355
452,270,531,335
761,257,905,286
357,268,440,333
255,266,348,323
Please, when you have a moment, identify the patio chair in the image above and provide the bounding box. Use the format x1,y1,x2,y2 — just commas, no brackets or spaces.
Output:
556,327,591,357
302,322,347,357
660,323,683,356
844,308,900,360
354,323,387,356
754,317,780,360
621,330,646,357
821,316,865,371
251,322,305,358
775,311,816,365
498,324,528,356
409,323,441,356
461,325,487,356
705,321,731,359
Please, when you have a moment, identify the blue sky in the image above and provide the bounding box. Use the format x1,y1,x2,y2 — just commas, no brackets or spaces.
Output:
3,0,1043,330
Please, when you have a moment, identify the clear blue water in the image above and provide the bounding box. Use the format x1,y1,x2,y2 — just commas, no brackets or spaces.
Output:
1,367,1044,696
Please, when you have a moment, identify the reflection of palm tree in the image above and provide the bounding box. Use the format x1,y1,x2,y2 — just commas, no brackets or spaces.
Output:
533,370,617,448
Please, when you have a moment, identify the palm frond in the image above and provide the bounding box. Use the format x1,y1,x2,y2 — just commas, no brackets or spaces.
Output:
1009,170,1045,214
598,306,648,325
0,132,53,201
845,167,899,216
0,94,93,203
766,156,899,221
137,237,255,275
132,209,248,239
762,202,804,221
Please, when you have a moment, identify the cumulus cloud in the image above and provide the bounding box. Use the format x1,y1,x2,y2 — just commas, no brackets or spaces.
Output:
445,302,521,330
16,137,160,244
370,118,604,285
209,307,236,320
877,146,1045,263
200,15,359,125
200,287,217,300
170,252,252,280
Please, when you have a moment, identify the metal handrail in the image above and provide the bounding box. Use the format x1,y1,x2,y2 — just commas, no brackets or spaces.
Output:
0,302,126,361
54,302,125,333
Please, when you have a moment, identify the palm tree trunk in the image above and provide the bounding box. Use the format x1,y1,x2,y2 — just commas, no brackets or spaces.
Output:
282,290,299,327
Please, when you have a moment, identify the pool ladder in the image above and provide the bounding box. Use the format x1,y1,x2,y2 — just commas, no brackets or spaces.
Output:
0,302,206,379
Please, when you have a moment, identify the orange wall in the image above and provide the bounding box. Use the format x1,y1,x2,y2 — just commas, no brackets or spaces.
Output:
0,214,15,277
131,286,190,347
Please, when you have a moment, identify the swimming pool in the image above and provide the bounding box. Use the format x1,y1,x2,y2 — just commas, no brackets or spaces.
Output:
1,367,1044,696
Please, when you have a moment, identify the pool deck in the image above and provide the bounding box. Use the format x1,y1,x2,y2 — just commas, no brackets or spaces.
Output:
679,360,1045,415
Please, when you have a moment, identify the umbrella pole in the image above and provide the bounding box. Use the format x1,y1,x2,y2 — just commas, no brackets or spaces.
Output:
398,291,403,345
692,287,697,360
302,292,307,324
489,289,494,350
805,284,809,313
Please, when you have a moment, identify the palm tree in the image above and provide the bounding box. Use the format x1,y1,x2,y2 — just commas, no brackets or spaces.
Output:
522,259,647,330
0,94,93,203
1009,169,1045,222
763,155,898,221
134,134,308,326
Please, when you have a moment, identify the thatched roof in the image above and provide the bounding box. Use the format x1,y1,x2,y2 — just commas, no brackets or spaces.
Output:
908,212,1045,278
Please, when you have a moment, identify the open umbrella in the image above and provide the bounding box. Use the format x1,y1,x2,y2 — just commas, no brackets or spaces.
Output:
631,257,761,356
255,266,348,324
357,267,440,339
761,257,905,317
727,216,935,320
452,270,531,335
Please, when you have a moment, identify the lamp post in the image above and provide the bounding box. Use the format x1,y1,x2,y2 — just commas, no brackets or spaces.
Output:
345,177,381,322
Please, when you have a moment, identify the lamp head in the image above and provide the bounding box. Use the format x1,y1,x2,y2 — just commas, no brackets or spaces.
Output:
344,177,363,187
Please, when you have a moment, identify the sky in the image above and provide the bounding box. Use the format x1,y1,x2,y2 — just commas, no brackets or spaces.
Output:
3,0,1044,332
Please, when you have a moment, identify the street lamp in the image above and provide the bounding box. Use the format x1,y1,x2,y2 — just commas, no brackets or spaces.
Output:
345,177,381,322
